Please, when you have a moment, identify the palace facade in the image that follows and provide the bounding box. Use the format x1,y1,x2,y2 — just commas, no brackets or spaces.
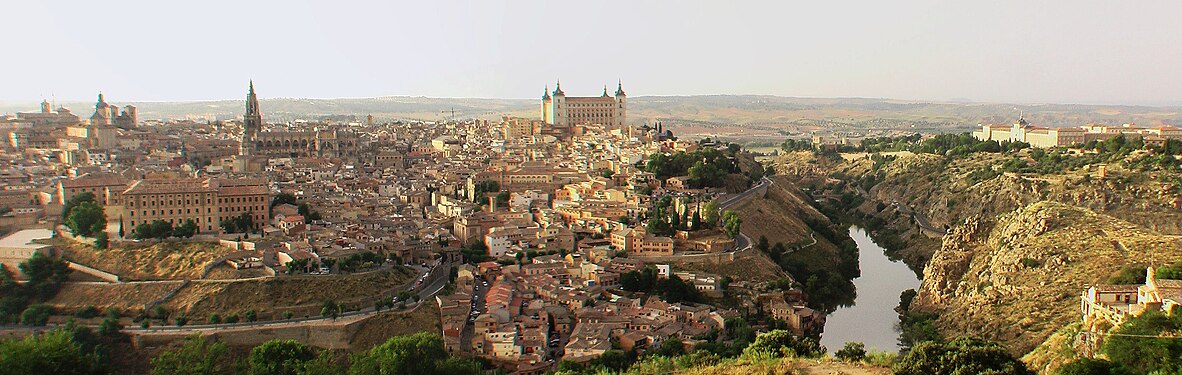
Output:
541,81,627,128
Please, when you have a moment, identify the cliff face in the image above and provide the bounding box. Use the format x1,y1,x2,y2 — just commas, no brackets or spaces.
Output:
853,152,1182,237
911,201,1182,355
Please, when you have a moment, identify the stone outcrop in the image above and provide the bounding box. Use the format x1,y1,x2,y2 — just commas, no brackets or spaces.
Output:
911,201,1182,356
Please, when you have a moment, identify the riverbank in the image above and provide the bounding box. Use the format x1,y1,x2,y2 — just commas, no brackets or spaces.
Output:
820,226,921,353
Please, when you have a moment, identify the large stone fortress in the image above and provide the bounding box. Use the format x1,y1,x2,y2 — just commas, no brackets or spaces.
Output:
237,82,359,159
541,81,626,128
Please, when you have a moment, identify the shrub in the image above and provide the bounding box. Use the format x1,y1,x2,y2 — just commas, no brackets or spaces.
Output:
894,337,1033,375
1020,257,1041,268
834,342,867,362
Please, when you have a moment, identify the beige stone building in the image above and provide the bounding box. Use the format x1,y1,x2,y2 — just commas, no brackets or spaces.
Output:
121,177,270,234
542,81,626,128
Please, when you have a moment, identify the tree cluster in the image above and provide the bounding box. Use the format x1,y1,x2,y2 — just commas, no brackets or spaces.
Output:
0,253,73,324
1093,309,1182,374
893,337,1033,375
220,212,256,234
133,219,198,240
618,267,704,303
644,148,738,188
63,192,107,238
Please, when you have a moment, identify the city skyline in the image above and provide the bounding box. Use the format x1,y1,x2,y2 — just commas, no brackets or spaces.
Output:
4,1,1182,106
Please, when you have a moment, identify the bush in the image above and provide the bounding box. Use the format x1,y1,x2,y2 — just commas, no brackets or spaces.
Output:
893,337,1033,375
743,329,825,358
20,304,53,326
1102,310,1182,373
208,313,222,324
1057,358,1133,375
151,334,230,375
1020,257,1041,268
98,317,122,336
247,339,314,375
74,305,101,319
0,329,106,374
834,341,867,362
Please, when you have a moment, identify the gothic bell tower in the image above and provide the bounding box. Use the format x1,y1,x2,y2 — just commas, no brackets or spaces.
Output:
241,80,262,156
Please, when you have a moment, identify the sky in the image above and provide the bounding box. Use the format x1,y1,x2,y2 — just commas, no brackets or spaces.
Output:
3,1,1181,105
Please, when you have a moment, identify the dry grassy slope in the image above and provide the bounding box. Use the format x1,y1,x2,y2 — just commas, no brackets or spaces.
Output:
348,303,441,352
1022,321,1084,375
163,267,414,320
643,357,890,375
840,151,1182,235
47,281,183,311
911,201,1182,356
731,176,842,256
670,249,786,284
58,239,236,281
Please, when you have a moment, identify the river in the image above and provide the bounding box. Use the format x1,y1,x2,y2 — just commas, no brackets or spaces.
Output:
820,226,922,353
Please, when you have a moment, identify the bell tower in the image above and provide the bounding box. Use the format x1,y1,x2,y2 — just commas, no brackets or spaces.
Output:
241,80,262,156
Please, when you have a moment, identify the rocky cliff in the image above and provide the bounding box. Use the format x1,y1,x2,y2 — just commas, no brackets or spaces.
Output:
910,201,1182,355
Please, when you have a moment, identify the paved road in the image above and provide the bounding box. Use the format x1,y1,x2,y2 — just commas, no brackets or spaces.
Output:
891,201,947,235
717,177,771,253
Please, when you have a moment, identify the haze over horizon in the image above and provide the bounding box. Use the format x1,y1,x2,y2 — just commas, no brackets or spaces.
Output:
5,1,1181,106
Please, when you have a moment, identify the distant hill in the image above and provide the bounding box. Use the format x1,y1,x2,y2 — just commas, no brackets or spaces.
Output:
4,95,1181,134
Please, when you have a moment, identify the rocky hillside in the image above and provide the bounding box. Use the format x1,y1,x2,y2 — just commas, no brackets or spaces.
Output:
848,151,1182,235
910,201,1182,356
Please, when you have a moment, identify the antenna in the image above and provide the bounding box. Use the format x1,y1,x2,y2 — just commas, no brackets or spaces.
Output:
441,107,458,121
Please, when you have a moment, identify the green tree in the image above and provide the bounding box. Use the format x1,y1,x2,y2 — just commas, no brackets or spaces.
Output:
66,200,106,237
893,337,1033,375
93,232,108,249
297,350,346,375
701,201,719,228
0,329,105,375
19,252,72,301
19,304,53,326
348,332,480,375
743,329,825,358
834,342,867,362
1102,310,1182,373
654,337,686,357
173,219,198,238
245,310,258,322
235,212,255,233
591,350,632,372
248,339,315,375
722,210,742,239
61,192,97,221
271,193,298,209
1057,358,1133,375
98,316,122,336
321,300,340,320
151,334,232,375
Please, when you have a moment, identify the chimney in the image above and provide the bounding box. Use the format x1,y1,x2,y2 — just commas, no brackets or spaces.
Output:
489,196,497,212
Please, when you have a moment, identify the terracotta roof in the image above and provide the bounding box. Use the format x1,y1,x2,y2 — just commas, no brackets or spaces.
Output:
218,185,269,196
122,179,214,195
60,173,128,188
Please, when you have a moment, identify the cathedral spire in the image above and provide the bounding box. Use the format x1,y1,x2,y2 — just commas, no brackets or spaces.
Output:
615,80,626,96
603,85,609,97
543,85,551,100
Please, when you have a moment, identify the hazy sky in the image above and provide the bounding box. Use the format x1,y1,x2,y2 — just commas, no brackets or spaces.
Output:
4,1,1181,105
